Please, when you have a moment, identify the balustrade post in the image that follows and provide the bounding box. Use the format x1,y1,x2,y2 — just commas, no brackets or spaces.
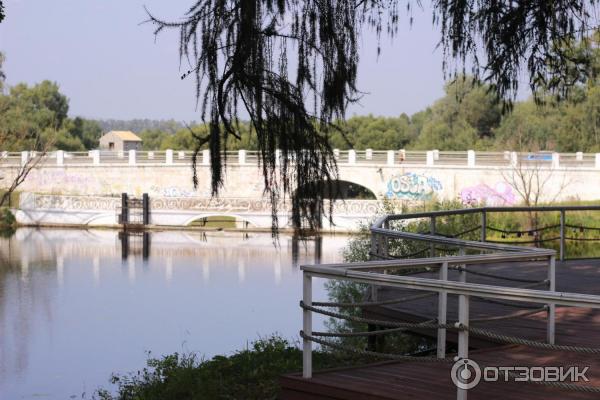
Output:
348,150,356,164
128,150,136,166
202,149,210,165
238,149,246,165
333,148,340,160
387,150,395,166
551,152,560,169
510,151,518,167
302,273,313,378
437,261,448,359
467,150,475,167
457,294,470,400
275,149,282,165
21,151,28,166
92,150,100,165
426,151,434,166
365,148,373,160
165,149,173,165
56,150,64,166
547,255,556,345
595,153,600,169
559,210,566,261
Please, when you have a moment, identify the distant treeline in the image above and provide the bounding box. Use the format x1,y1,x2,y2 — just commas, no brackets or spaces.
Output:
3,50,600,153
93,119,192,135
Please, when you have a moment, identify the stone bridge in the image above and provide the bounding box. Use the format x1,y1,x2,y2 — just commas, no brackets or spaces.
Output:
2,149,600,230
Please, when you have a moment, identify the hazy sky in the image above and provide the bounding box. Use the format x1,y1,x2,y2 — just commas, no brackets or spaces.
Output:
0,0,449,121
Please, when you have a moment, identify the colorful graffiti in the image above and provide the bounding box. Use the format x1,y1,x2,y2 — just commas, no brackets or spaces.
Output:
386,173,443,200
460,182,516,206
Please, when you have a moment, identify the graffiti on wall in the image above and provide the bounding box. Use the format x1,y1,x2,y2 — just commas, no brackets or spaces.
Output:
385,173,443,200
150,185,196,198
460,182,516,206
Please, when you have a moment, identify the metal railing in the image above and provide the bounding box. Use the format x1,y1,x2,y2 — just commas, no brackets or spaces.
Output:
300,205,600,399
3,149,600,169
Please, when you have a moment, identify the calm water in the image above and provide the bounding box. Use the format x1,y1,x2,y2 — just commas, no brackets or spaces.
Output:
0,228,347,399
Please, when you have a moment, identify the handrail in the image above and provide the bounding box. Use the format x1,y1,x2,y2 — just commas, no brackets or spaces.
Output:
3,149,600,168
300,205,600,398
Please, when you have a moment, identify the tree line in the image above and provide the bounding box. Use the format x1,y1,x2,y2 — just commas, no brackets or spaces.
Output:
3,56,600,154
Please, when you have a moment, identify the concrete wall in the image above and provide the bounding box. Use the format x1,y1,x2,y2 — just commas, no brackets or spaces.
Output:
2,162,599,206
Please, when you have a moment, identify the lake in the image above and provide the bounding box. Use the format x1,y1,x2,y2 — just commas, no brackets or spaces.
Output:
0,228,348,399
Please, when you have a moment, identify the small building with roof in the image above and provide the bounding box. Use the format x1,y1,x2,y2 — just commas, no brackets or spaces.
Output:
99,131,142,152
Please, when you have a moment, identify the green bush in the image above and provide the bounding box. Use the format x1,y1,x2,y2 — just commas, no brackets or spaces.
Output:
0,207,15,236
94,336,368,400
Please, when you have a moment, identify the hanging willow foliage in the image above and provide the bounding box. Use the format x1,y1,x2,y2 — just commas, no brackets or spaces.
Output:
146,1,598,233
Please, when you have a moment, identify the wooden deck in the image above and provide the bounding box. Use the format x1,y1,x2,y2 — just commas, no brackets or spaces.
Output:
280,259,600,399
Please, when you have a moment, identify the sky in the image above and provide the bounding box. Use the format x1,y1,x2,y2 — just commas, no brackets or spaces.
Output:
0,0,449,122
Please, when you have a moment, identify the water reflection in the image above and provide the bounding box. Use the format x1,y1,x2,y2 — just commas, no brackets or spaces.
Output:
0,228,347,399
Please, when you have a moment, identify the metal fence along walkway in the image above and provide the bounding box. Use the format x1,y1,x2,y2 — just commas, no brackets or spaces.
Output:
283,206,600,400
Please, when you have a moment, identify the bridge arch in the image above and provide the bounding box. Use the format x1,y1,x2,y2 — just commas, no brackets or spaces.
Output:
294,179,377,200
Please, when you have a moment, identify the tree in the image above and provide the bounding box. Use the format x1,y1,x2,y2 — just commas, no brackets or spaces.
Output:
414,78,501,149
0,1,4,24
0,52,5,93
146,1,596,232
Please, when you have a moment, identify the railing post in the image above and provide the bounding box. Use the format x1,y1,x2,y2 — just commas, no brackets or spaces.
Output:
547,255,556,345
430,216,436,257
433,149,439,160
381,220,389,258
510,151,518,167
480,210,487,242
128,150,136,166
576,151,583,161
457,294,470,400
302,272,313,379
387,150,395,166
559,210,565,261
56,150,64,166
348,150,356,164
165,149,173,165
437,261,448,359
595,153,600,169
275,149,282,165
370,232,379,260
467,150,475,167
426,151,434,166
202,149,210,165
333,148,340,160
92,150,100,165
21,151,28,166
365,148,373,160
551,152,560,169
178,151,185,160
238,149,246,165
458,247,467,282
